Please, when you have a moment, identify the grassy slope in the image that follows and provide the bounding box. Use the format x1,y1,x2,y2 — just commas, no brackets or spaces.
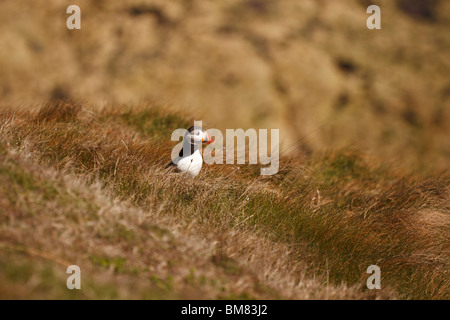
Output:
0,104,374,300
1,103,448,299
0,132,321,300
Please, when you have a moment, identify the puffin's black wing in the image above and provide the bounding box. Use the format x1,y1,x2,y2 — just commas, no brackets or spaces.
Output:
166,161,176,168
165,148,184,168
166,139,197,169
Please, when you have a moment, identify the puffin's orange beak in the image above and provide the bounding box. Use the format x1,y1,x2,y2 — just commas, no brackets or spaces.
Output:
203,132,213,144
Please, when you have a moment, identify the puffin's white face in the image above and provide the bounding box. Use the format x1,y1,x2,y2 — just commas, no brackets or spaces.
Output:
186,126,212,145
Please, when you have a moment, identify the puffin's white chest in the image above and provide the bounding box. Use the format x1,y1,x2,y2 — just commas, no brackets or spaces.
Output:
174,150,203,178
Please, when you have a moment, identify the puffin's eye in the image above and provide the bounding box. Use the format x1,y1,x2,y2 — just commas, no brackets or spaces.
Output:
195,131,200,136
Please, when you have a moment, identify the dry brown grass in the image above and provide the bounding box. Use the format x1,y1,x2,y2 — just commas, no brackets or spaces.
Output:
0,104,392,300
0,0,449,300
0,103,448,299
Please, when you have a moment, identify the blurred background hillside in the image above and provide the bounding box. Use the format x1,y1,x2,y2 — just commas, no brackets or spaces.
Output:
1,0,449,172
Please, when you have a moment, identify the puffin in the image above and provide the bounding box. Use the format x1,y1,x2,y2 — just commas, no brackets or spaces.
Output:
167,126,212,178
